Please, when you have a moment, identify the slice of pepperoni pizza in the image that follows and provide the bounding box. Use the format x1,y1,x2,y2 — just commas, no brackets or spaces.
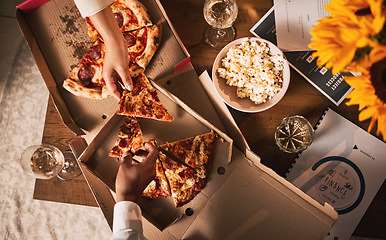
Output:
158,150,199,207
161,132,218,180
86,0,153,41
63,41,108,99
117,73,173,122
124,23,162,70
63,24,161,99
158,132,218,207
109,116,143,158
141,139,171,199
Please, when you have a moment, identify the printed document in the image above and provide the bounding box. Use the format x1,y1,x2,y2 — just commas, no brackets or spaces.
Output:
273,0,330,51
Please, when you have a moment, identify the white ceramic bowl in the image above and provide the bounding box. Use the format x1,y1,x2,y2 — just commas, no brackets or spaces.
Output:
212,37,290,113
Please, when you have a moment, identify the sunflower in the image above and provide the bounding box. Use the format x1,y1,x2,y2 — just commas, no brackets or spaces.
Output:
309,19,370,74
345,57,386,141
309,0,386,74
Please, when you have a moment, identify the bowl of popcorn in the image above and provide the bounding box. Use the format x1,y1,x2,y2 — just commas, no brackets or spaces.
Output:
212,37,290,112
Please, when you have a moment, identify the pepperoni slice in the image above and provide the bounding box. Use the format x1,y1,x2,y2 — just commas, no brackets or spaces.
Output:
78,64,95,87
118,138,131,148
114,13,124,28
87,44,101,61
123,32,137,48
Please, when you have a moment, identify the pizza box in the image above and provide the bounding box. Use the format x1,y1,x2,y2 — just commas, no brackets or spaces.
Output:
16,0,192,141
75,78,234,232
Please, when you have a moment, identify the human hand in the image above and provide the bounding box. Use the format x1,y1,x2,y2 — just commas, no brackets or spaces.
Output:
115,142,159,203
103,36,134,100
88,7,134,100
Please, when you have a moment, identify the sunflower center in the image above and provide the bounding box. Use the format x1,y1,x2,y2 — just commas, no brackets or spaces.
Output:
355,7,371,16
369,57,386,102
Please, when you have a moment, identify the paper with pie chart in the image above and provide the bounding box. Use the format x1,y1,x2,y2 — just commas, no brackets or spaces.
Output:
286,107,386,240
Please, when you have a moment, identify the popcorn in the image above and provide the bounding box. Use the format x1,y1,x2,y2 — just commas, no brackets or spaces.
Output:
217,39,285,105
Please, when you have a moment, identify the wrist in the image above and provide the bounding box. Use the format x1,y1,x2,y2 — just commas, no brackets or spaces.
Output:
116,192,138,203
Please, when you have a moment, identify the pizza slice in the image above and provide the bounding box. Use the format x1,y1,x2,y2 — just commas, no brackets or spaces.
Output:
141,139,171,199
158,150,201,207
63,40,142,99
62,41,108,99
117,73,173,122
109,116,143,158
158,132,218,207
63,24,161,99
85,0,153,41
161,132,218,180
123,23,162,70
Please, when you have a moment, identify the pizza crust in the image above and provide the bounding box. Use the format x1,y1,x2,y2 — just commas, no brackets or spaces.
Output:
63,78,103,99
136,23,162,69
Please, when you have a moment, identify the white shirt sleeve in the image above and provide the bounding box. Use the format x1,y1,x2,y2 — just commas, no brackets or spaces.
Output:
110,201,148,240
73,0,115,18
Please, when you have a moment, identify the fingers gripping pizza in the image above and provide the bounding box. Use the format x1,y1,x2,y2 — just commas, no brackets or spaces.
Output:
63,0,162,99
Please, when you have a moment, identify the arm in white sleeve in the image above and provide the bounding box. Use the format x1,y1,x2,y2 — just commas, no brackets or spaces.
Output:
73,0,115,17
110,201,147,240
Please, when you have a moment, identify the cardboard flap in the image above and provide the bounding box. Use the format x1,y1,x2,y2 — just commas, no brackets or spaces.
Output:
198,71,251,154
17,0,51,14
69,138,115,230
16,8,86,135
183,148,337,240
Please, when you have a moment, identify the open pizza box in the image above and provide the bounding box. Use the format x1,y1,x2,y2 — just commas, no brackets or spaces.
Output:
16,0,338,238
16,0,192,141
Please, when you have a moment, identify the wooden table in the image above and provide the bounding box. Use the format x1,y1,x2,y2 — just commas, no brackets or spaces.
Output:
34,0,385,238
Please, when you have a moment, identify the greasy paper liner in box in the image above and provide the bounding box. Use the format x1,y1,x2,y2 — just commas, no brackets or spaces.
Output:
16,0,190,139
77,80,233,230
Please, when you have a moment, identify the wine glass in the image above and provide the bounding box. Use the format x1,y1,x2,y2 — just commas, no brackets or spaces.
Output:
274,115,314,153
20,144,82,180
203,0,238,49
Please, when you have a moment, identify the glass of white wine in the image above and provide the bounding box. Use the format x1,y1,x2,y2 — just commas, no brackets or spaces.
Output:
203,0,238,49
20,144,82,180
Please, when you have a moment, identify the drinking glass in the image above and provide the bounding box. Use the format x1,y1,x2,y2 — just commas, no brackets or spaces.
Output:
20,144,82,180
274,115,314,153
203,0,238,49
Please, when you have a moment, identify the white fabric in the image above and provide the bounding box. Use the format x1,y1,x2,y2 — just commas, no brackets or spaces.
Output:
111,201,147,240
73,0,115,17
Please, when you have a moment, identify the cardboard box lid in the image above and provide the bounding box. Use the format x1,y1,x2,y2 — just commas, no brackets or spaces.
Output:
182,149,337,240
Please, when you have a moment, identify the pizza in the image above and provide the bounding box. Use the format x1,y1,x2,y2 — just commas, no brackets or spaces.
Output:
161,132,218,180
63,24,161,99
141,139,171,199
63,0,162,99
123,23,162,70
117,73,173,122
85,0,153,42
62,41,108,99
140,132,218,208
159,132,218,207
109,116,143,158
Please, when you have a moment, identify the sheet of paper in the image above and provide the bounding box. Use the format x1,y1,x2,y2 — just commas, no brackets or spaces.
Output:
286,108,386,240
273,0,330,51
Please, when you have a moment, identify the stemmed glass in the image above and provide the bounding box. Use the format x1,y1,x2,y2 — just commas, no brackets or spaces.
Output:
20,144,82,180
203,0,238,49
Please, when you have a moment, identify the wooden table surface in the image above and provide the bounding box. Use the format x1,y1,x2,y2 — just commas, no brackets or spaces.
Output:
34,0,385,238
